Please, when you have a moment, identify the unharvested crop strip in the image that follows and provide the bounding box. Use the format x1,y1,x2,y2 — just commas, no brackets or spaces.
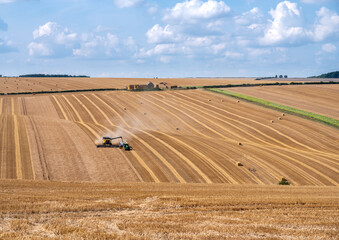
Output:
78,94,161,183
20,98,27,116
148,94,236,144
72,95,98,124
50,95,69,120
13,115,22,179
61,95,83,122
61,96,101,139
135,95,209,138
179,91,339,159
92,94,130,127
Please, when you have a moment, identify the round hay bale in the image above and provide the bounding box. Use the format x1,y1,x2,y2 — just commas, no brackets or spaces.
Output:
176,127,179,130
236,162,243,166
238,142,242,146
221,100,224,102
271,120,274,123
278,117,282,120
281,113,285,116
123,107,127,110
208,99,211,102
237,100,240,103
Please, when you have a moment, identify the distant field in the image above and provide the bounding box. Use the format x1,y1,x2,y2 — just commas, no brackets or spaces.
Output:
1,77,336,94
229,85,339,119
0,180,338,239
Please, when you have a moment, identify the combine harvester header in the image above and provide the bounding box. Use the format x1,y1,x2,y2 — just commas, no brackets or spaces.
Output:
96,136,131,151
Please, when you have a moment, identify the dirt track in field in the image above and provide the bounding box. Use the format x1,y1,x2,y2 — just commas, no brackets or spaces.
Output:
0,86,338,185
230,84,339,119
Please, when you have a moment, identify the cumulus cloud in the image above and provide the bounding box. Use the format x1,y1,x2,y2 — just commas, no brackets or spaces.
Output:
73,33,119,57
28,42,51,56
146,24,181,44
313,7,339,42
114,0,143,8
29,22,138,59
33,22,58,39
322,43,336,52
163,0,231,23
260,1,309,45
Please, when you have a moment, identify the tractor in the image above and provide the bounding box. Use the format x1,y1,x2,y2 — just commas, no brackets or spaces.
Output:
96,136,131,151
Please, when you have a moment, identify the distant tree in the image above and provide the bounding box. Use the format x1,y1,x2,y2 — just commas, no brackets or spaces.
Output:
284,75,288,78
309,71,339,78
19,74,90,78
275,75,278,78
279,75,283,78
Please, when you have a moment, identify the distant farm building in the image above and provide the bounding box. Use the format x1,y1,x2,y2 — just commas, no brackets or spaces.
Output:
127,81,155,91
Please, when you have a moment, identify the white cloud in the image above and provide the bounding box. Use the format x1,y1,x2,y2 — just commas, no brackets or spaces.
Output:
235,7,263,26
313,7,339,42
33,22,58,39
29,22,138,59
146,24,181,44
163,0,231,23
73,33,119,57
114,0,143,8
28,42,51,56
260,1,309,45
322,43,336,52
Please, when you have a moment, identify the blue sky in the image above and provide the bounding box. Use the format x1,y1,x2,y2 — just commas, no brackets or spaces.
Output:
0,0,338,77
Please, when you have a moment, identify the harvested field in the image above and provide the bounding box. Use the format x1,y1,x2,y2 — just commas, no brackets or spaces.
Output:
0,89,338,185
0,77,333,94
0,180,338,239
230,85,339,119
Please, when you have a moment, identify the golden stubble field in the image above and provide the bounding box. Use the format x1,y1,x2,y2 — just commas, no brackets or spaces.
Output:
0,77,338,239
0,87,338,185
0,180,338,239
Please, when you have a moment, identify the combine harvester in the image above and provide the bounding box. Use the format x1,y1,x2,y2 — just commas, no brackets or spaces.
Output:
96,136,131,151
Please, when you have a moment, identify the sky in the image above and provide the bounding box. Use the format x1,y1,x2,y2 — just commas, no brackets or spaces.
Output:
0,0,338,78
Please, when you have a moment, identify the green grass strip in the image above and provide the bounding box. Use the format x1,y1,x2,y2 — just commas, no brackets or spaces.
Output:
207,88,339,129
